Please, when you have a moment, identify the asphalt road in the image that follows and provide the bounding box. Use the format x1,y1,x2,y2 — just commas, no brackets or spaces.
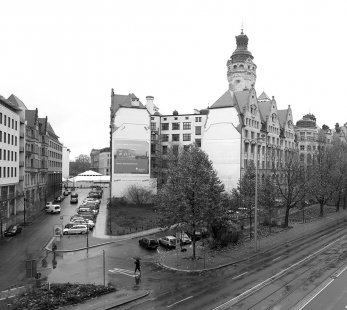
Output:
0,188,91,291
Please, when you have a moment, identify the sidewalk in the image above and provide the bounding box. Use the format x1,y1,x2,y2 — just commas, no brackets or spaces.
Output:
59,289,150,310
46,227,166,252
157,205,347,272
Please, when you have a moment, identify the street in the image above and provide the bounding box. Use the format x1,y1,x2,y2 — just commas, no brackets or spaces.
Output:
1,189,347,310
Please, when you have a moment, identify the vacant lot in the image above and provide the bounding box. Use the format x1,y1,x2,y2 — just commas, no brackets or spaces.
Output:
107,202,160,235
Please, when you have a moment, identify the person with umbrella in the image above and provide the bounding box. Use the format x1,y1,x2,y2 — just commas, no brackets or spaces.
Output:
134,257,141,275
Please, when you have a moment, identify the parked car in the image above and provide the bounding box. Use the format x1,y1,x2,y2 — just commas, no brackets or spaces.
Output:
78,206,97,215
4,224,22,237
64,223,75,229
139,238,159,250
178,232,192,245
63,190,69,196
159,236,177,248
70,215,85,221
82,201,100,210
45,203,61,214
63,225,88,235
54,196,62,203
70,218,95,229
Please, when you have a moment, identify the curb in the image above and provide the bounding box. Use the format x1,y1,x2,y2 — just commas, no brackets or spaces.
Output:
44,228,166,253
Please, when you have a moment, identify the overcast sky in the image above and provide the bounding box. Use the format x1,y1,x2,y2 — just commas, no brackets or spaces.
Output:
1,0,346,160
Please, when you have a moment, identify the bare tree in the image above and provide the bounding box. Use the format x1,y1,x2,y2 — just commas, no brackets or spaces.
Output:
126,185,153,206
275,155,306,227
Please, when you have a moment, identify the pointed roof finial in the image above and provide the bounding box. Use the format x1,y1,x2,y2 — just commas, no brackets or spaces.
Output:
241,21,244,34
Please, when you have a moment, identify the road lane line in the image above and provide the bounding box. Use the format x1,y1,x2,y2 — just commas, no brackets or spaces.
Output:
292,278,334,310
212,236,345,310
272,256,282,262
232,272,248,280
108,268,137,277
167,295,193,308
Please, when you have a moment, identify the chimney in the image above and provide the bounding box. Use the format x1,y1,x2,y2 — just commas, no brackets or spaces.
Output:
146,96,154,105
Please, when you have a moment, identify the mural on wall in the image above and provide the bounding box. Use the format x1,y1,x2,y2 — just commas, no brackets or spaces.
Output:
114,140,149,174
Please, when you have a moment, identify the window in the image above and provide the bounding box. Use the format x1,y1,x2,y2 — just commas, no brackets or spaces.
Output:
172,134,180,141
0,113,2,124
4,132,6,143
161,134,169,142
3,167,5,177
172,123,180,130
183,122,191,130
15,136,17,146
163,117,167,121
7,117,10,127
183,134,191,141
195,126,201,135
4,115,6,126
0,131,1,142
12,119,14,129
11,135,14,145
161,123,169,130
151,144,156,154
11,151,13,161
195,117,202,122
162,145,168,155
245,130,248,138
300,145,305,151
8,133,10,144
15,121,17,130
150,122,156,130
195,138,201,147
0,149,1,160
251,131,254,139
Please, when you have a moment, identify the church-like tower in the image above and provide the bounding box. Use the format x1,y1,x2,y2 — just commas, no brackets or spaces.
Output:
227,30,257,92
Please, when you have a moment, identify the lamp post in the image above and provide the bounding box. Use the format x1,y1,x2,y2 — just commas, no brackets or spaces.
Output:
254,135,265,252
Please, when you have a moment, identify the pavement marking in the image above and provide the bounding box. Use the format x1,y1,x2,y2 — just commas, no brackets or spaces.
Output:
292,278,334,310
108,268,137,277
167,295,193,308
232,272,248,280
212,236,345,310
272,256,282,262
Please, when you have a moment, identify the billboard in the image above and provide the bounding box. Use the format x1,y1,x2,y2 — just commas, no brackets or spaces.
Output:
114,140,149,174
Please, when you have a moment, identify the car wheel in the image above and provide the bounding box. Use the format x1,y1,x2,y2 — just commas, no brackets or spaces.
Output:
63,231,68,235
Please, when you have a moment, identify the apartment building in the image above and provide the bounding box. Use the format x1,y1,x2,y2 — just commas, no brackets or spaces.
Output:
0,96,21,225
47,122,63,200
90,147,110,175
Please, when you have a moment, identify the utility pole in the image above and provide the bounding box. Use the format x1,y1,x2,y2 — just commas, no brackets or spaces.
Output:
23,198,26,226
109,89,114,234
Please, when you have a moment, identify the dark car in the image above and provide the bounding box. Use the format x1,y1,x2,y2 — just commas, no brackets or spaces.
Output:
64,223,74,229
54,196,62,203
63,190,69,196
139,238,159,250
4,225,22,237
70,193,78,204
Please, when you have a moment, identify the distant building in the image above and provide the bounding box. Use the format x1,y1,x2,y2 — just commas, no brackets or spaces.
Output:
62,146,71,179
90,147,110,175
47,122,63,199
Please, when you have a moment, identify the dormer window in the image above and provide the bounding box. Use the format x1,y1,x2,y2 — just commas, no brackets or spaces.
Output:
272,113,277,122
288,120,292,126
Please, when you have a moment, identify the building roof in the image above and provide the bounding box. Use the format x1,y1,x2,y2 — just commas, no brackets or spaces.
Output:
277,109,288,127
258,91,270,101
0,95,21,112
111,93,146,114
258,100,272,122
25,109,38,127
7,94,27,110
78,170,102,176
38,117,47,135
209,90,235,109
234,90,250,113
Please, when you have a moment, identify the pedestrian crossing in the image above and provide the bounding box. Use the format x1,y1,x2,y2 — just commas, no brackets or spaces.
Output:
108,267,138,277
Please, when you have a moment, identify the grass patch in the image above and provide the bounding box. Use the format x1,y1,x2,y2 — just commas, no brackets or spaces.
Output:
11,283,116,310
107,199,159,235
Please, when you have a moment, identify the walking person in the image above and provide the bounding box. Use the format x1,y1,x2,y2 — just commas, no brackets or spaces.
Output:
134,258,141,275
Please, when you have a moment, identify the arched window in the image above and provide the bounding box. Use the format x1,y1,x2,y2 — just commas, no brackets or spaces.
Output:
239,64,244,69
300,153,305,162
233,65,237,69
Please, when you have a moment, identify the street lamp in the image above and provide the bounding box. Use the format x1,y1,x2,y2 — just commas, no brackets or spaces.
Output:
254,135,265,252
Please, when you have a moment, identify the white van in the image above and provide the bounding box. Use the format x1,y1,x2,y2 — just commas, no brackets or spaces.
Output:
45,203,61,214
